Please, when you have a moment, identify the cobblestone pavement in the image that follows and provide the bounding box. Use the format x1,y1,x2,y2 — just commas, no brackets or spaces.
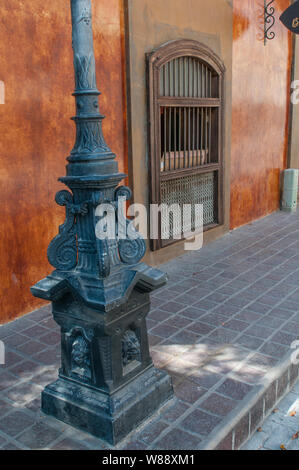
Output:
242,379,299,450
1,210,299,449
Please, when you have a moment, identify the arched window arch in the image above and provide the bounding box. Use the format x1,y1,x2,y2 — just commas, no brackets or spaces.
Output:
147,39,225,251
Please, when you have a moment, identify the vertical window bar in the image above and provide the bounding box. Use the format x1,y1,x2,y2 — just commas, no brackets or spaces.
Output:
188,106,191,167
200,107,203,165
184,107,186,168
169,61,172,97
209,107,212,163
205,107,208,164
179,107,182,168
196,107,199,166
174,107,177,170
192,107,195,167
178,58,181,97
163,107,167,172
209,70,212,98
169,106,172,171
206,67,209,98
193,59,196,98
183,58,186,97
201,64,204,98
173,59,177,96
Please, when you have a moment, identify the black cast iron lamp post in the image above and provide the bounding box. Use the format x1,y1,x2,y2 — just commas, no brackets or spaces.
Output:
31,0,173,445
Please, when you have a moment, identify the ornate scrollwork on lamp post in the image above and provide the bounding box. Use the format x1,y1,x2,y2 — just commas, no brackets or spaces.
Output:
31,0,173,445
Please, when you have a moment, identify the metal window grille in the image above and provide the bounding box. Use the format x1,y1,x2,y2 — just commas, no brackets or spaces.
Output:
148,41,225,251
161,172,216,240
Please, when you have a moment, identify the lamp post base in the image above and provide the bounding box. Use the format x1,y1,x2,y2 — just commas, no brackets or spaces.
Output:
42,367,173,445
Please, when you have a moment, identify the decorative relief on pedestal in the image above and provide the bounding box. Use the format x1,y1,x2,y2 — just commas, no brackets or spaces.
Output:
69,330,92,381
47,190,90,271
122,329,141,366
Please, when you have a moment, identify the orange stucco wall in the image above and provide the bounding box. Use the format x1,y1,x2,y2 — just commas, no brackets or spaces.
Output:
230,0,292,229
0,0,127,323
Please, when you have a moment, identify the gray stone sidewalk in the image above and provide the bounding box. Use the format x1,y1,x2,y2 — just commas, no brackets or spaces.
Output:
242,379,299,450
1,210,299,449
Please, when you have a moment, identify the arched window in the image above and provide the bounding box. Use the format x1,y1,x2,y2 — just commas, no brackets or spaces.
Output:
147,40,225,251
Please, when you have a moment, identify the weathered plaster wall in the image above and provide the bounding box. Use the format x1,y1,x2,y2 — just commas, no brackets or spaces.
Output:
0,0,127,323
126,0,233,264
230,0,292,228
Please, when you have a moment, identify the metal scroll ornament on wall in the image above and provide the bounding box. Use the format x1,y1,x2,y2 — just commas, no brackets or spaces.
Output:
264,0,276,45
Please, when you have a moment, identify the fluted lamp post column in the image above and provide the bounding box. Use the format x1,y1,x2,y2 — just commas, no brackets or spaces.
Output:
31,0,173,445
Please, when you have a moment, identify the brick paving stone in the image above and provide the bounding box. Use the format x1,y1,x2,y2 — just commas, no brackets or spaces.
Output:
33,346,61,366
0,410,35,437
247,302,272,315
246,353,279,370
2,442,24,450
22,324,50,339
234,413,250,449
150,323,179,339
50,438,90,450
193,299,219,311
223,319,250,332
260,342,289,358
234,310,261,323
3,334,30,349
9,360,41,379
0,325,15,340
244,325,275,340
38,331,60,346
188,369,224,389
136,420,169,445
170,329,200,345
122,441,148,450
179,306,207,320
255,315,284,329
231,365,266,384
235,335,264,350
148,309,172,322
0,370,20,391
268,308,293,320
17,340,48,357
148,334,163,347
158,302,185,314
186,321,215,335
154,428,201,450
216,378,252,400
181,409,221,436
164,315,193,329
199,393,237,417
1,350,24,368
0,399,13,417
6,381,43,406
160,399,190,422
271,331,298,346
281,321,299,335
207,328,239,344
199,313,228,327
17,421,61,449
174,379,207,404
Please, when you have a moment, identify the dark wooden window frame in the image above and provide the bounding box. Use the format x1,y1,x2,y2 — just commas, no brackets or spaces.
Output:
147,39,225,251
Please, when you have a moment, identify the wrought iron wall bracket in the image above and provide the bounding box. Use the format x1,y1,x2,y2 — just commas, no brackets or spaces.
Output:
264,0,276,45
